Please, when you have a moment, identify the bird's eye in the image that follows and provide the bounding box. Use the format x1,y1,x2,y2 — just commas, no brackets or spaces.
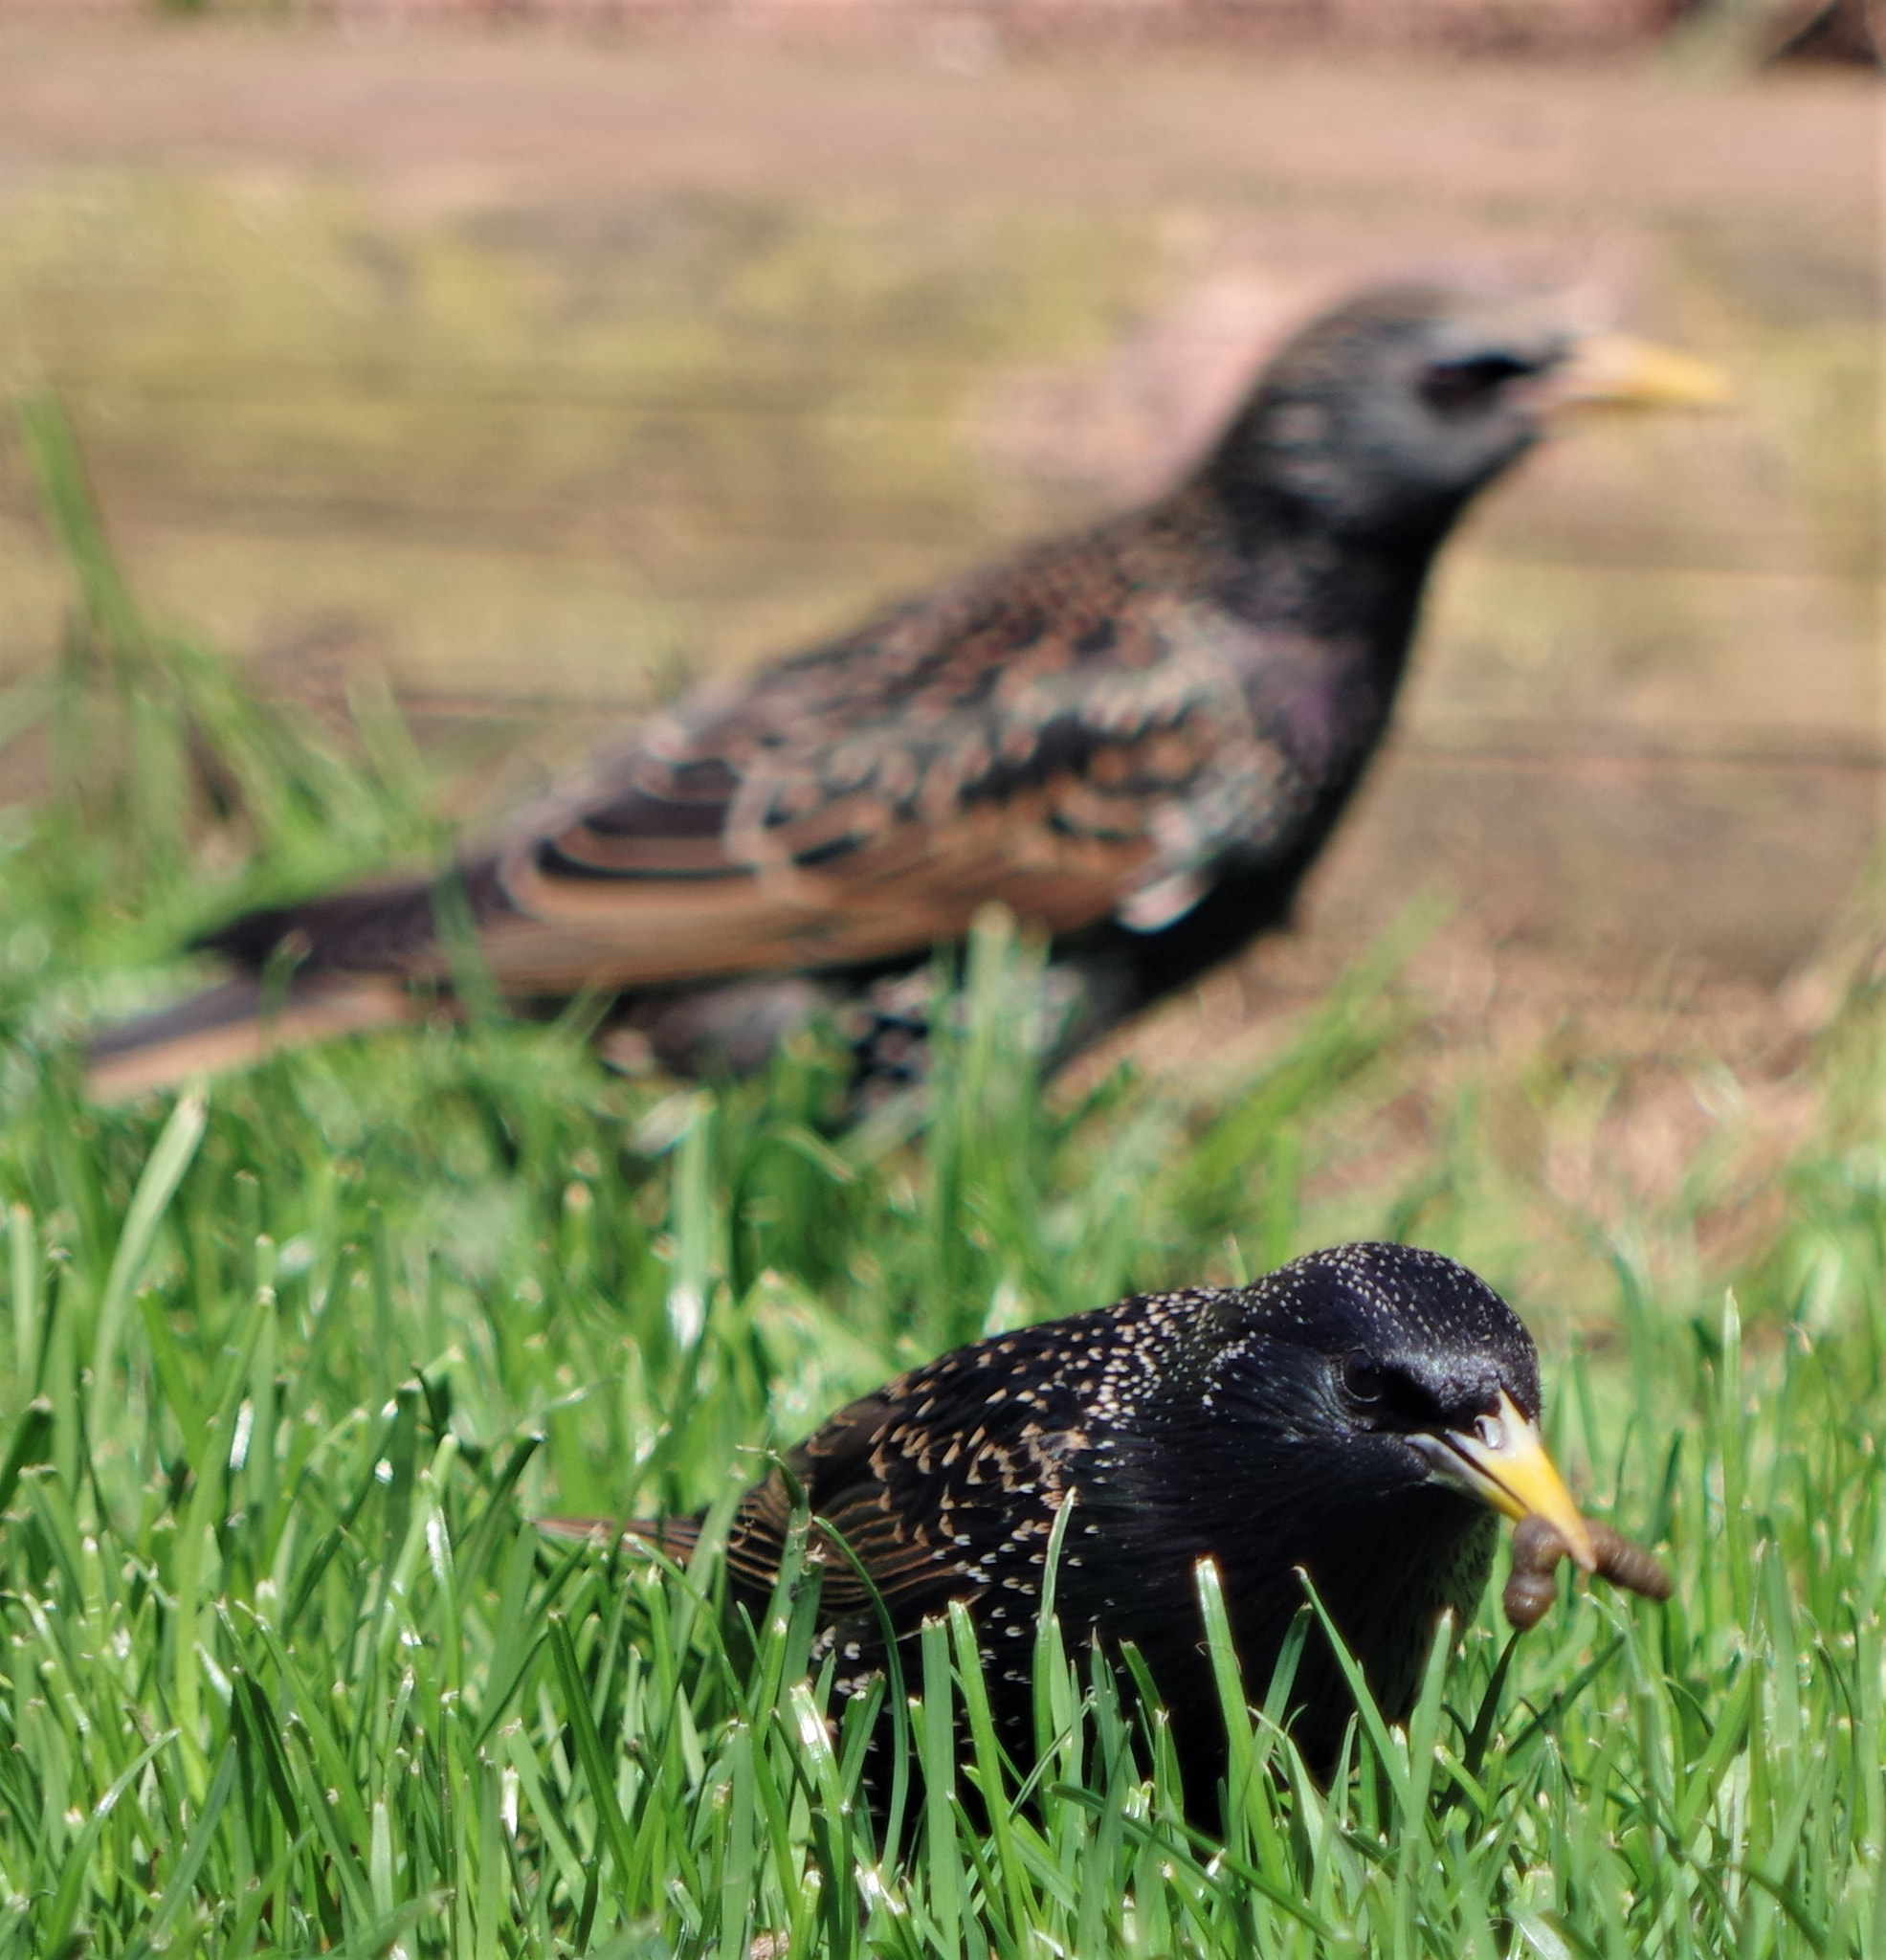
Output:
1419,353,1536,414
1341,1350,1386,1404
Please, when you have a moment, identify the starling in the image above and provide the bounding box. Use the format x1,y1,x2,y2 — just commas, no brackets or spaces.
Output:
546,1242,1670,1803
89,286,1724,1099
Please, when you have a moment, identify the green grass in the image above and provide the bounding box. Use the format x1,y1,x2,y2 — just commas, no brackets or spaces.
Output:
0,394,1881,1956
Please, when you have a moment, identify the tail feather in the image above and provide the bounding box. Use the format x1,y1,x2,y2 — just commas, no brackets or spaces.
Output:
193,856,509,975
86,974,414,1102
536,1515,702,1559
87,859,515,1101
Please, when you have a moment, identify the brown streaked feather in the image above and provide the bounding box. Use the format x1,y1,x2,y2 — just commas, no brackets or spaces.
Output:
708,1337,1100,1639
391,657,1253,991
87,975,413,1102
249,503,1263,1000
536,1514,703,1561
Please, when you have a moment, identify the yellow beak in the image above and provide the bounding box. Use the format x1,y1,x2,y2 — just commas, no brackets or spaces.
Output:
1418,1390,1598,1571
1545,332,1732,415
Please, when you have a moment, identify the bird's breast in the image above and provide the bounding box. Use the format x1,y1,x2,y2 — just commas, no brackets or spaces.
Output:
1241,636,1387,786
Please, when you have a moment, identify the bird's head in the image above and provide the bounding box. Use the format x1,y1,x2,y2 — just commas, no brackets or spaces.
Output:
1202,1241,1596,1569
1206,282,1728,547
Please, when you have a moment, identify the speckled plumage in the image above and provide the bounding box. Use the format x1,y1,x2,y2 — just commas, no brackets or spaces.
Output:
575,1243,1554,1801
89,282,1694,1099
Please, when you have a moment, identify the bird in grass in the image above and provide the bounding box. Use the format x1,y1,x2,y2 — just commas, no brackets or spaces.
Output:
89,285,1724,1100
544,1242,1670,1805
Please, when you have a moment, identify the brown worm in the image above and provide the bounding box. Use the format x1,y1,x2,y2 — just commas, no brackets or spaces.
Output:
1501,1515,1672,1631
1589,1520,1675,1602
1503,1514,1569,1630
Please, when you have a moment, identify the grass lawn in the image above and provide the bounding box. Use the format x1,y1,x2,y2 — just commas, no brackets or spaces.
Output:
0,399,1880,1956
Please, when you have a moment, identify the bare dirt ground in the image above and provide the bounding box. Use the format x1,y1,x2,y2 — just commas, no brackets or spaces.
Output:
0,23,1863,210
0,19,1876,1137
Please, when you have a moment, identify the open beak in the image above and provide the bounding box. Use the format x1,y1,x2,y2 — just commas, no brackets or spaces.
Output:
1412,1391,1598,1571
1544,333,1732,415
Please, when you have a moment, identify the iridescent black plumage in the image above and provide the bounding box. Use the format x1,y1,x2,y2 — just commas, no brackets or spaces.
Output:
552,1243,1647,1806
88,287,1720,1099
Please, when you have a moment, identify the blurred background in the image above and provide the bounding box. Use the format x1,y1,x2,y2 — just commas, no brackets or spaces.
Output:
0,0,1875,1073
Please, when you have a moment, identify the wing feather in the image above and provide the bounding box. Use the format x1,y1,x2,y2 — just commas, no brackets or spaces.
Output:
193,502,1318,999
464,637,1275,989
716,1326,1107,1643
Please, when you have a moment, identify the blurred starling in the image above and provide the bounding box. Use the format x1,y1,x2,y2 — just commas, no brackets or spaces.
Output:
89,287,1724,1099
546,1242,1670,1803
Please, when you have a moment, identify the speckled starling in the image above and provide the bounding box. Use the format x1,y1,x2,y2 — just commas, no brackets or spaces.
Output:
90,287,1724,1099
546,1242,1670,1801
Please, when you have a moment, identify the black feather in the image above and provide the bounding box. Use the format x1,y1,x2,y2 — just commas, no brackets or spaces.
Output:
573,1244,1551,1814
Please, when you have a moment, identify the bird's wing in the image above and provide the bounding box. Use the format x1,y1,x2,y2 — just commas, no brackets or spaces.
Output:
722,1328,1096,1634
489,681,1265,980
373,523,1299,991
721,1387,957,1621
